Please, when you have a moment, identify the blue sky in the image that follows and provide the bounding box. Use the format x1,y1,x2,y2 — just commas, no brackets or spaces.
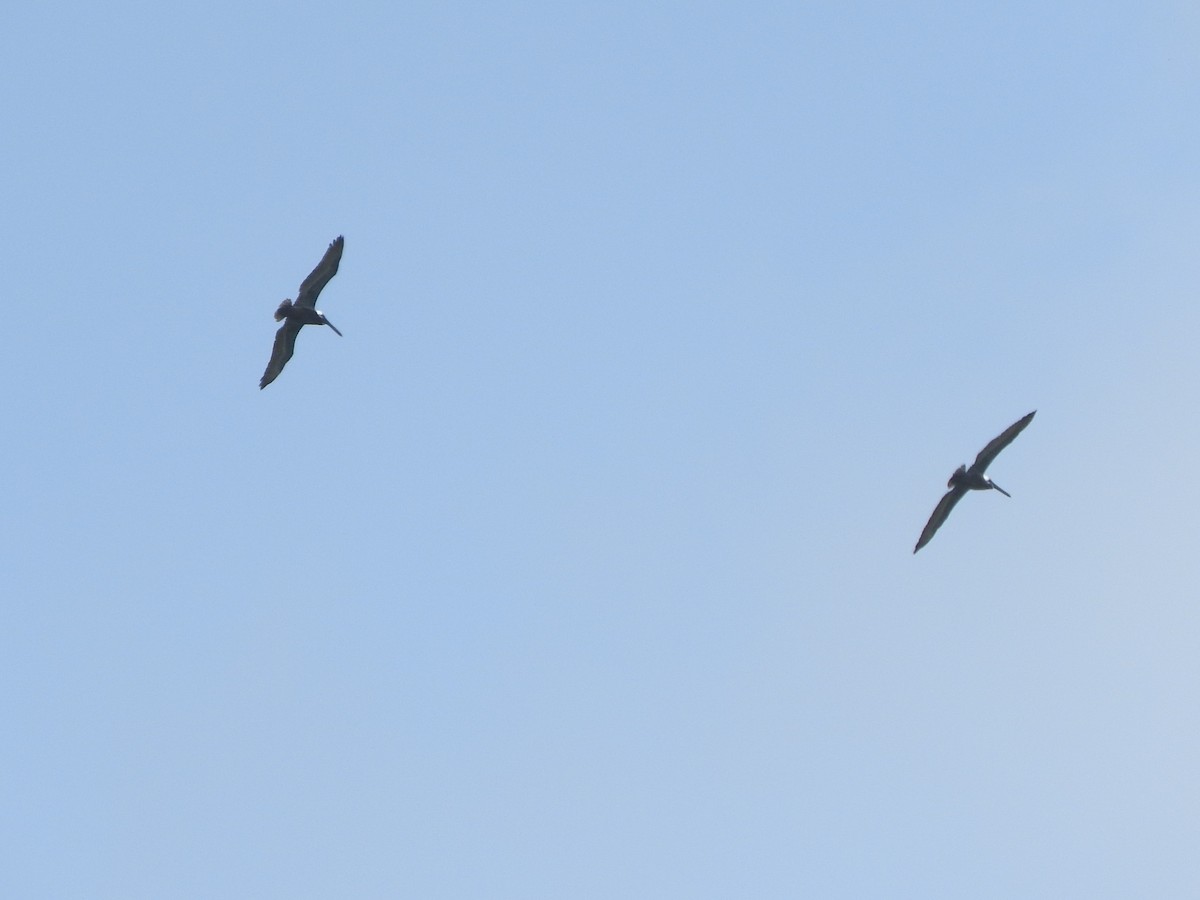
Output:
3,2,1200,896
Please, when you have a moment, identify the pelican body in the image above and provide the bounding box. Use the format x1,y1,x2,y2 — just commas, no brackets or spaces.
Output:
946,463,1010,497
260,235,345,389
272,299,343,333
913,410,1035,554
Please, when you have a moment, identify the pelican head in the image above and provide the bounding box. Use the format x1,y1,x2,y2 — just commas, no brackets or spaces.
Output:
986,477,1011,497
318,312,342,336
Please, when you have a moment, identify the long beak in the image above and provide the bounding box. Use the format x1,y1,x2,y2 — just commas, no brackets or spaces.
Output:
990,481,1011,498
323,317,343,336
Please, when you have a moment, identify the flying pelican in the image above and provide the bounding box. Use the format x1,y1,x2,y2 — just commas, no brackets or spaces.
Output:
913,410,1036,554
259,235,345,389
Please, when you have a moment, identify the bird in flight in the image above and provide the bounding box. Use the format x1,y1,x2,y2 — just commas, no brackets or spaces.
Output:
913,410,1036,554
259,236,345,389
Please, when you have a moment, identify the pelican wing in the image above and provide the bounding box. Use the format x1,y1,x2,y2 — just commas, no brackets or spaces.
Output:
914,484,968,554
970,410,1036,475
260,319,303,389
295,235,344,309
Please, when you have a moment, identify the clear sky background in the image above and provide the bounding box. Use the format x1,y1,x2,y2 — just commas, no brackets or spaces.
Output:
3,2,1200,897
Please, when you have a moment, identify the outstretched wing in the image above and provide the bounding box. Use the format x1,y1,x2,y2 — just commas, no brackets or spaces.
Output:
260,320,303,389
914,484,968,554
295,235,344,309
971,410,1036,475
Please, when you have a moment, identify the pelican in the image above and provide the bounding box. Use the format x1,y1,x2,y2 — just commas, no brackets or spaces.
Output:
259,235,345,389
913,410,1036,554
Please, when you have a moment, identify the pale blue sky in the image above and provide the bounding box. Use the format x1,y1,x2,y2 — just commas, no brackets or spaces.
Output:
3,2,1200,897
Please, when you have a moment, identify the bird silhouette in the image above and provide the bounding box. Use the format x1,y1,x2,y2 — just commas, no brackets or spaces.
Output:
260,236,344,389
914,410,1035,553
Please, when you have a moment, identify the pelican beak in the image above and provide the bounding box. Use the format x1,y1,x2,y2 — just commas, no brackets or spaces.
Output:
990,481,1011,498
322,316,343,336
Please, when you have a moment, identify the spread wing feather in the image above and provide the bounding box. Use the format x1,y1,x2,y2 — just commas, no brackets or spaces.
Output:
971,410,1036,474
914,485,968,553
295,236,344,309
260,320,303,389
